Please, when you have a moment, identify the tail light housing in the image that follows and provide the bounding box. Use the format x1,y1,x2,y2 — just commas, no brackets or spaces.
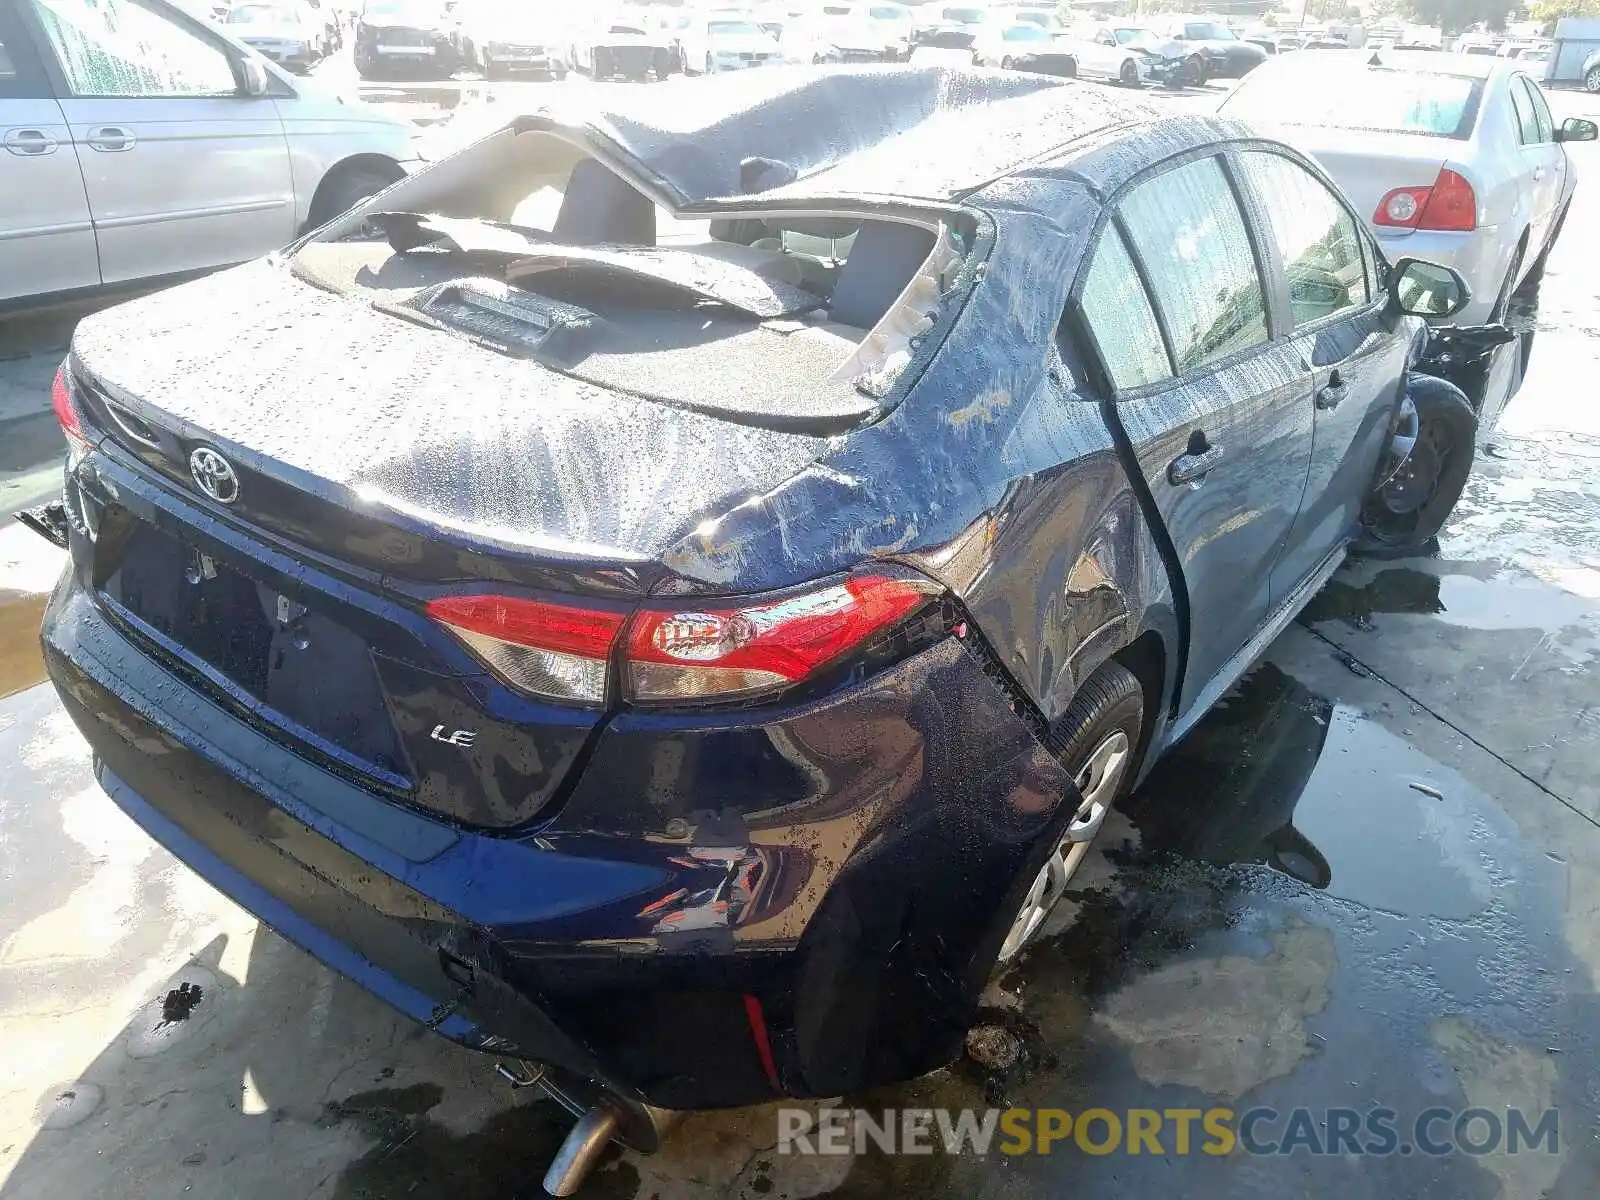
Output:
51,363,93,463
425,594,627,705
428,570,944,706
1373,169,1477,232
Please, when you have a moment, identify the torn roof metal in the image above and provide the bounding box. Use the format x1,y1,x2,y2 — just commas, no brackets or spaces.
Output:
507,65,1166,206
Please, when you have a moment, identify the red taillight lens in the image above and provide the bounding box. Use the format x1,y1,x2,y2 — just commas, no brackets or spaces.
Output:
624,572,941,702
1373,186,1431,228
1417,168,1476,232
425,594,627,704
1373,171,1476,233
51,365,93,460
427,572,944,706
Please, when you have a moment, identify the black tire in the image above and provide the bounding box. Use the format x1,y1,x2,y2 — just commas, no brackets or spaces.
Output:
1046,662,1144,776
1489,239,1526,323
1187,54,1206,86
307,164,402,228
1119,58,1139,86
994,662,1144,965
1001,55,1015,70
1586,65,1600,94
1353,375,1477,559
1522,202,1566,291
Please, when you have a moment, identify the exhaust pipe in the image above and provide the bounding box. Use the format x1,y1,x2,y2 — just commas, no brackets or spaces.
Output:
495,1060,681,1196
543,1105,623,1197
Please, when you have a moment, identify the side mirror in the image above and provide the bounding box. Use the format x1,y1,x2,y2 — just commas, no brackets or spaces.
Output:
238,56,270,97
1389,257,1470,319
1556,116,1598,143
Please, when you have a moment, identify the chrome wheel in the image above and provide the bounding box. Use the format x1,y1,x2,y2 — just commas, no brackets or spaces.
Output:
997,729,1131,962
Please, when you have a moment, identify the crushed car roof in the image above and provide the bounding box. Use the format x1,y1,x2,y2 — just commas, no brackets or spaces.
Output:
512,65,1164,205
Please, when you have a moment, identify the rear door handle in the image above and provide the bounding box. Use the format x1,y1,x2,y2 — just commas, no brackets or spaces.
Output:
1168,439,1224,486
2,128,57,156
1315,368,1348,410
86,126,136,152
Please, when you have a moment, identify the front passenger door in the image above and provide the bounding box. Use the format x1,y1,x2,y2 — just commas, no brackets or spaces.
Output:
1075,153,1313,720
24,0,295,286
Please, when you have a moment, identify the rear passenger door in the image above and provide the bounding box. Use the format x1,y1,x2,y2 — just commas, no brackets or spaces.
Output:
1510,73,1564,252
0,0,100,301
1235,149,1408,608
1074,152,1313,717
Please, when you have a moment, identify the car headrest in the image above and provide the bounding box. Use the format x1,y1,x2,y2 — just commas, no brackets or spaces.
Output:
552,159,656,246
827,221,936,330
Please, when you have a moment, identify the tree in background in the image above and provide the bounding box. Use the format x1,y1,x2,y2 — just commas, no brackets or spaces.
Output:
1530,0,1600,33
1392,0,1519,33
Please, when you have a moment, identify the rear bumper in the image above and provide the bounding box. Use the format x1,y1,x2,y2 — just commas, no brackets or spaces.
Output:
42,537,1072,1108
1374,224,1505,326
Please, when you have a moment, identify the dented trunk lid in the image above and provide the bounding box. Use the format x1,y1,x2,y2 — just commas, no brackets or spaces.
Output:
69,259,829,591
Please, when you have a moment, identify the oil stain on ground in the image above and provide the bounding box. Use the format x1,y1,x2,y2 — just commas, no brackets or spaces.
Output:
323,1083,640,1200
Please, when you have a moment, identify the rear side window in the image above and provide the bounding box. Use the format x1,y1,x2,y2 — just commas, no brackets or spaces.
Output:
1509,75,1540,144
1239,152,1370,326
1118,156,1269,375
1079,225,1172,391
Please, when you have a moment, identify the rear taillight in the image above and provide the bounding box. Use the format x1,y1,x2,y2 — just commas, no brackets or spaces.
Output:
425,594,627,705
1373,169,1477,232
625,572,941,701
427,571,942,705
51,364,93,462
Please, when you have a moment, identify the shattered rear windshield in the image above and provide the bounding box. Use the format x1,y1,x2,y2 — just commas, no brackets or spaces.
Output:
1225,67,1483,138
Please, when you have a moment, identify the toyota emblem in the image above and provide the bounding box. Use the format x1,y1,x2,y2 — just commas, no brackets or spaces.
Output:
188,446,240,505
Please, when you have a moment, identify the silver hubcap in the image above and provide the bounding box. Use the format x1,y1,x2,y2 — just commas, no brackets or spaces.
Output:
997,729,1131,962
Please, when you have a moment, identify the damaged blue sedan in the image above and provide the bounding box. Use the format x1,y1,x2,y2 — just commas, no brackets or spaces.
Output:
35,66,1487,1178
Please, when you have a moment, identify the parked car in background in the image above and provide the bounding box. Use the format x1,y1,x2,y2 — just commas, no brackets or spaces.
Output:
352,0,472,79
906,24,981,65
972,23,1078,76
1094,23,1204,86
680,13,781,73
994,3,1061,33
1149,13,1265,77
1220,50,1594,326
33,68,1490,1175
570,13,676,80
221,1,325,71
0,0,414,309
462,0,567,79
911,2,990,44
1058,23,1151,85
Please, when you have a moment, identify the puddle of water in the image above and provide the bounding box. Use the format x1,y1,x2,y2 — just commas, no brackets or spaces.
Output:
1304,565,1595,636
1123,663,1493,920
0,590,50,699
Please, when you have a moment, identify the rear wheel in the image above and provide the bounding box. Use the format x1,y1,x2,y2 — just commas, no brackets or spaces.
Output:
1586,65,1600,93
1354,375,1477,558
1001,55,1014,69
1489,239,1526,323
995,663,1143,964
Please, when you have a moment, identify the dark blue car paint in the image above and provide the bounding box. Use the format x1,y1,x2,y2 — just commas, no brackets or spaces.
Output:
38,69,1426,1108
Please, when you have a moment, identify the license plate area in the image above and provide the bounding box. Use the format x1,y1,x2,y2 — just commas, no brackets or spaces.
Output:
101,519,408,783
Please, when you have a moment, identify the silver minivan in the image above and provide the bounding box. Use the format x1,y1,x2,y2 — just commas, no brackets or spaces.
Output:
1,0,415,307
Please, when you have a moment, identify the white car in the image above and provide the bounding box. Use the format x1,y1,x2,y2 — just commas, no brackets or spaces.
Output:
1219,50,1595,325
971,25,1082,79
221,1,326,72
1060,23,1151,85
680,14,781,74
1,0,417,309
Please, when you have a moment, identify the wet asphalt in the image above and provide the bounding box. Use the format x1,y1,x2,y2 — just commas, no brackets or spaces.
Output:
1,81,1599,1200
